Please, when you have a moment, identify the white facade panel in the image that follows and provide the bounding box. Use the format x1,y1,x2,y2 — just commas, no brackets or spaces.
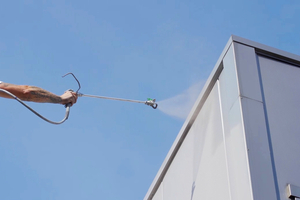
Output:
220,44,253,200
240,97,277,200
233,43,262,102
162,121,194,200
258,56,300,200
192,82,230,200
220,44,240,109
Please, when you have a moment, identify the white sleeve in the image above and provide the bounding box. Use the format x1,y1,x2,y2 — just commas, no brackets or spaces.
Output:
0,81,2,84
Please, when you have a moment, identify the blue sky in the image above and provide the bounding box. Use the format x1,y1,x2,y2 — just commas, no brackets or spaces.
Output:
0,1,299,200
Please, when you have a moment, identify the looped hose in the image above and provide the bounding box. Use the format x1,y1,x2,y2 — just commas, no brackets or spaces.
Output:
0,89,71,125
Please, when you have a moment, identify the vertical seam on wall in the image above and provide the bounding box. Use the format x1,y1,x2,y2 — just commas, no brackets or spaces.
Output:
232,43,254,200
255,55,280,200
217,79,232,200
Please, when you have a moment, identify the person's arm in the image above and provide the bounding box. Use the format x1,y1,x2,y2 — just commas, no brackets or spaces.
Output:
0,82,77,105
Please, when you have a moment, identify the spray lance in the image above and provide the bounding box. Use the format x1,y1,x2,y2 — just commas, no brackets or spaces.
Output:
0,73,158,125
66,73,158,109
78,93,158,109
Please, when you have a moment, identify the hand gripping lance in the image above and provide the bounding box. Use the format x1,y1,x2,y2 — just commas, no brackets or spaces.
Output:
0,73,157,125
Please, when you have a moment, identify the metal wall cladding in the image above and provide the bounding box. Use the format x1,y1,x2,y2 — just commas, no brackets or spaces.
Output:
258,56,300,200
145,36,300,200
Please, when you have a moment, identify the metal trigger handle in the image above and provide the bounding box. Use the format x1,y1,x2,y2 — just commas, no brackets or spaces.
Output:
64,89,74,108
62,73,80,108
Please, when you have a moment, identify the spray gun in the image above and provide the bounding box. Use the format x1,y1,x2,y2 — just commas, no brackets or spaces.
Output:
0,73,158,125
145,98,158,109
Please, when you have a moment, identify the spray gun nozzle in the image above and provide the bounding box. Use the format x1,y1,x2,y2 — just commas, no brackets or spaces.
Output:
145,98,158,109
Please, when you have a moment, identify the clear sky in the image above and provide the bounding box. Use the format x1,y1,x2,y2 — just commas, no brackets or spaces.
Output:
1,1,299,200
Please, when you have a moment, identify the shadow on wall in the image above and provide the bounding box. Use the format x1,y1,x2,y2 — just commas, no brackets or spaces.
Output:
157,81,205,120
